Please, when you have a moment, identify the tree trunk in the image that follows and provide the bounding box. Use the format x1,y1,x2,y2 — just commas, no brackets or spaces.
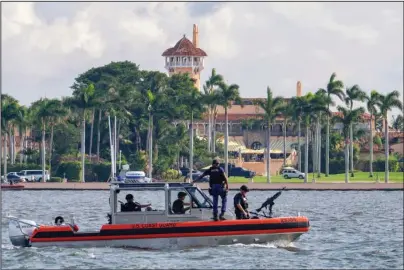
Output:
317,117,321,177
384,118,389,183
326,105,330,177
81,117,86,183
298,119,301,171
19,132,25,165
9,131,14,165
89,109,95,161
41,122,46,182
345,139,349,183
148,112,153,179
208,109,212,152
350,123,354,177
212,110,217,153
189,111,194,183
96,109,102,162
283,120,286,166
267,121,271,183
304,125,309,183
369,116,374,177
3,134,8,181
312,128,316,182
49,125,54,175
224,107,229,176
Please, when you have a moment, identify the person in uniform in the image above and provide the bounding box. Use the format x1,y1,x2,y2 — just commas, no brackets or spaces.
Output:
121,194,151,212
233,185,250,219
172,191,191,214
195,159,229,221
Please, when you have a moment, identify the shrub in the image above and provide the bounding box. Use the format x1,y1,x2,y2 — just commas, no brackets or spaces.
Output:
49,177,63,182
162,169,181,180
55,161,81,180
373,157,399,172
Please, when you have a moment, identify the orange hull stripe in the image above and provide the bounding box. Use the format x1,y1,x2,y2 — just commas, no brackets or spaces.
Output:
31,227,309,243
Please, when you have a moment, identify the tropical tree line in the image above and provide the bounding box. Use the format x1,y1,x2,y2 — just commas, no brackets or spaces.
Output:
253,73,402,183
1,63,402,183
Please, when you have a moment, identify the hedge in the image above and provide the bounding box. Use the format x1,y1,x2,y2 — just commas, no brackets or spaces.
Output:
54,161,113,182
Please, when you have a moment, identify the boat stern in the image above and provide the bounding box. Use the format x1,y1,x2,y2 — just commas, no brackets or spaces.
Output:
8,217,37,247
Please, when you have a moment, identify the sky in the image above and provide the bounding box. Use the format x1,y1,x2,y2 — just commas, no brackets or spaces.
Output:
2,1,403,117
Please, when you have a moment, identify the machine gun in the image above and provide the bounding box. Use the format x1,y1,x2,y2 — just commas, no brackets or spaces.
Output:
255,187,286,218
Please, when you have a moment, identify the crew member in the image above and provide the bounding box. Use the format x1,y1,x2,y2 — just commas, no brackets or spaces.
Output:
234,185,249,219
121,194,151,212
172,191,191,214
54,216,79,232
195,159,229,221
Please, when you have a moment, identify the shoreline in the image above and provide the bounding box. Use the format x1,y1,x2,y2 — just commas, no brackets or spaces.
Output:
2,182,403,191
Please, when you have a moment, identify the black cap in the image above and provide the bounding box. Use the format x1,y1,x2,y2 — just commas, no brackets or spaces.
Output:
240,185,249,192
178,191,187,198
126,194,134,200
212,159,219,165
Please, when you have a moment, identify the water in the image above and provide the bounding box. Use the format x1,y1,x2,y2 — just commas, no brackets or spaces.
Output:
1,190,403,269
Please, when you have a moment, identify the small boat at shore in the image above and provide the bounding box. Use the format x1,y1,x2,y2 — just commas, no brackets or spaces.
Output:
7,181,309,249
1,184,25,190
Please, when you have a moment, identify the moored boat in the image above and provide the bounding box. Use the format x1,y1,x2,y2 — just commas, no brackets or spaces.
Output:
7,181,310,249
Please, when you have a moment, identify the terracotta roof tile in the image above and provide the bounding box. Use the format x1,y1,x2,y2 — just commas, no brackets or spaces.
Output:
162,36,207,57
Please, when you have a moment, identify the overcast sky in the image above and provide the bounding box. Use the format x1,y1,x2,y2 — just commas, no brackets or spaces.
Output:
2,2,403,116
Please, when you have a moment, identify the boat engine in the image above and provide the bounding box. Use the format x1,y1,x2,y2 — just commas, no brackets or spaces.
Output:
8,217,37,247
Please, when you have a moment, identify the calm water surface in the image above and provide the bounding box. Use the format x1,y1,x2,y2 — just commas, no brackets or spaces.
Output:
1,190,403,269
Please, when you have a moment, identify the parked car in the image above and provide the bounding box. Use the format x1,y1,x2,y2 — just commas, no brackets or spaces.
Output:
229,167,256,178
6,173,26,183
200,163,255,178
18,170,50,182
281,168,305,179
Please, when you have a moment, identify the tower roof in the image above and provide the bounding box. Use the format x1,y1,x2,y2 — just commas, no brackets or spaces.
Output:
162,35,207,57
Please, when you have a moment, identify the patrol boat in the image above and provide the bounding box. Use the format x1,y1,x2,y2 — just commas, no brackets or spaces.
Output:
7,181,310,249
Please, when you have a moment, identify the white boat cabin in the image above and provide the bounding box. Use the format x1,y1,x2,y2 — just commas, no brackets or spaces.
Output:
108,181,234,224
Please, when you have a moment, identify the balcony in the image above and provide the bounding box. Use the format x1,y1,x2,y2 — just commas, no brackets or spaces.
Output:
164,62,204,69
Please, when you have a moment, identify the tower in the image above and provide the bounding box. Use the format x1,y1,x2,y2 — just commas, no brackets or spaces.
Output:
162,24,207,90
296,81,302,97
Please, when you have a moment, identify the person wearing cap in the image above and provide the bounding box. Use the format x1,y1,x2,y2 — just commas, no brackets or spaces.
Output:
234,185,250,219
195,159,229,221
172,191,191,214
121,193,151,212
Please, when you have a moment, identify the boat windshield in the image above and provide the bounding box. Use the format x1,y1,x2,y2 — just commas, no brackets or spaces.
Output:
186,187,212,208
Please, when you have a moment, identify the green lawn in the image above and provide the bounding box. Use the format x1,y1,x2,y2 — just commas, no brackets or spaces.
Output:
227,172,404,183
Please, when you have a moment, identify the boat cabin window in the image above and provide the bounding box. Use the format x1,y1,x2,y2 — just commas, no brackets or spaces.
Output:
116,190,164,213
187,187,213,208
168,188,192,215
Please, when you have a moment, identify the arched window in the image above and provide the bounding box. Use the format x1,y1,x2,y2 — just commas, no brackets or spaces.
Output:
251,141,262,150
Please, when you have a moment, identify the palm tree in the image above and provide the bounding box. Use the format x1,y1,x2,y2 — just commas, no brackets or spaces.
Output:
65,83,96,182
312,90,332,178
334,106,365,183
217,82,242,176
280,103,294,166
290,96,307,171
184,88,204,182
145,89,155,179
31,98,63,182
1,95,21,180
203,69,224,152
376,91,403,183
47,99,68,173
365,90,380,177
345,85,367,177
319,72,345,177
254,87,284,183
